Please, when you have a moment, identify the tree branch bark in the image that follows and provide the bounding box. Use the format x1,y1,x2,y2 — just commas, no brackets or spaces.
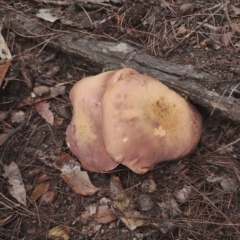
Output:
2,9,240,122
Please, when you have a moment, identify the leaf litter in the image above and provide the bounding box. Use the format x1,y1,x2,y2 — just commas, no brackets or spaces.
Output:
28,176,51,206
2,162,27,206
0,26,12,88
47,226,70,240
34,101,54,125
1,0,240,239
53,153,100,196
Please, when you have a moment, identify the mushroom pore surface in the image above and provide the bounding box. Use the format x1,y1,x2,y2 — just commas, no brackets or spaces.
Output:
66,68,202,174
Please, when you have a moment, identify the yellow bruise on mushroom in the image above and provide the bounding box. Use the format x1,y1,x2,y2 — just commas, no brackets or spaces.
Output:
66,68,202,174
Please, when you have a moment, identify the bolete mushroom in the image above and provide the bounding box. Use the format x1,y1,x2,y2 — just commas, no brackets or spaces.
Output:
66,68,202,174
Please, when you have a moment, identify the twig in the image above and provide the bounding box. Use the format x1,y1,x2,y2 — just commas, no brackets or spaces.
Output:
0,117,28,146
210,88,227,116
165,1,230,57
223,0,235,34
215,137,240,153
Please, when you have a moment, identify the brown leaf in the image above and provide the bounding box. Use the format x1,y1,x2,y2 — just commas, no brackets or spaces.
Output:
228,4,240,17
180,3,195,15
158,198,182,217
50,85,66,97
141,179,157,193
174,185,192,203
221,32,233,47
82,222,102,237
81,204,97,221
94,205,117,224
39,190,57,205
10,111,26,123
20,68,33,89
220,178,237,192
112,192,147,230
110,175,123,197
54,153,100,196
34,101,54,125
33,86,50,96
2,162,27,206
176,25,187,37
36,9,60,23
28,180,51,205
0,59,11,87
0,111,7,121
0,29,12,87
47,226,70,240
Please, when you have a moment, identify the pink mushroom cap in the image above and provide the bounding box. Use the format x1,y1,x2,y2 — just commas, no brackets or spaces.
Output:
66,68,202,174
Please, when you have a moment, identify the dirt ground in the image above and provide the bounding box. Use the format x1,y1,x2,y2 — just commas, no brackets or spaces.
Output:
1,0,240,239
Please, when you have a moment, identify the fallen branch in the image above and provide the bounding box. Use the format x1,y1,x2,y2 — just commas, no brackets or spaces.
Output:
1,8,240,122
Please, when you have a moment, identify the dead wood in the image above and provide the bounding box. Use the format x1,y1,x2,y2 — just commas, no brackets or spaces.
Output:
2,9,240,122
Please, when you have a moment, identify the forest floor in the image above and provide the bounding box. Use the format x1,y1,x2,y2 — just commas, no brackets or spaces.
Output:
0,0,240,239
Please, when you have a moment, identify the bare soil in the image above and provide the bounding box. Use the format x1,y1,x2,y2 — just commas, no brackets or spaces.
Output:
1,0,240,239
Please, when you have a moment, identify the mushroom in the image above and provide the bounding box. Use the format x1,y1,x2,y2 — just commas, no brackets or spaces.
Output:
66,71,118,172
66,68,202,174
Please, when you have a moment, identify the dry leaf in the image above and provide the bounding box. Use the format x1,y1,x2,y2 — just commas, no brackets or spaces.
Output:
10,111,26,123
54,153,100,196
141,179,157,193
2,162,27,206
110,175,123,197
158,198,182,217
177,25,187,37
0,28,12,87
28,180,51,205
0,59,11,87
34,101,54,125
94,205,117,224
111,176,147,230
220,178,237,192
39,191,57,205
206,175,237,192
20,68,33,89
0,111,7,121
174,185,192,203
0,134,6,142
81,204,97,221
82,222,102,237
228,4,240,17
50,85,66,97
221,32,233,47
112,192,147,230
180,3,195,15
47,226,70,240
33,86,50,96
36,9,60,23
